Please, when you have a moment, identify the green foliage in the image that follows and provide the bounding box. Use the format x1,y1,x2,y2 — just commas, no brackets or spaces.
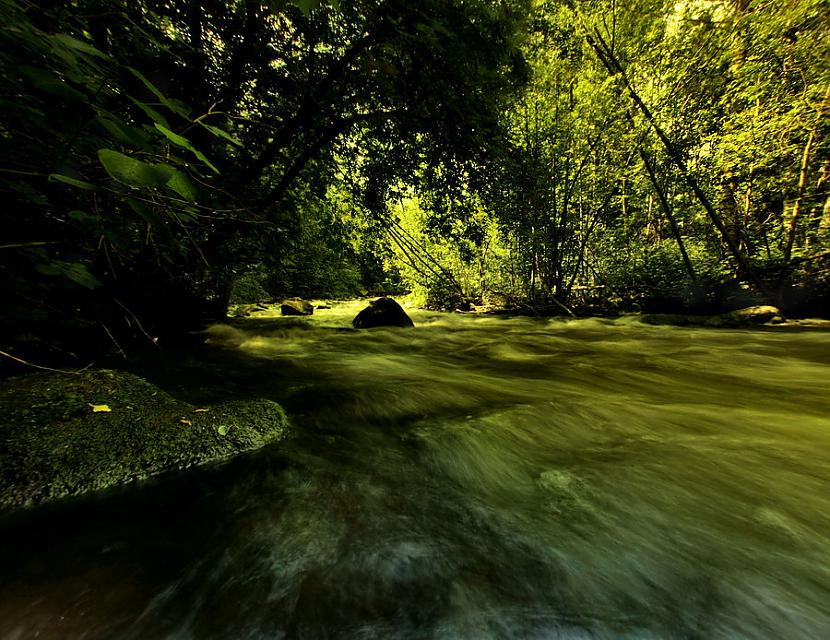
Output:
386,195,507,309
466,0,830,313
153,125,219,174
98,150,176,190
261,186,389,299
228,273,273,305
0,0,530,359
4,0,828,365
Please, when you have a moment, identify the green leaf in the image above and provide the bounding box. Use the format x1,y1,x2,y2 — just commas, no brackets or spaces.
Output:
98,149,174,188
63,262,101,289
154,123,219,173
51,34,108,60
176,209,197,223
165,170,197,202
129,96,170,128
127,67,191,119
97,113,151,149
217,425,229,436
18,65,88,102
67,210,91,221
49,174,100,191
126,198,165,227
9,181,49,204
103,229,128,254
35,260,101,288
200,122,243,147
36,263,62,276
290,0,321,15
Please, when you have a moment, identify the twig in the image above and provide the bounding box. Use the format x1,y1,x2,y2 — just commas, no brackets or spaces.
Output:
101,323,127,359
0,241,61,250
0,168,48,177
114,298,159,348
0,350,82,375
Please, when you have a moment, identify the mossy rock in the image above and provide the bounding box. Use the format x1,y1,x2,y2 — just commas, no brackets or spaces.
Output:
0,369,289,512
641,305,784,328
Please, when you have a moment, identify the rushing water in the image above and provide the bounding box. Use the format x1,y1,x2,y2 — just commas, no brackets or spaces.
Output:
2,302,830,639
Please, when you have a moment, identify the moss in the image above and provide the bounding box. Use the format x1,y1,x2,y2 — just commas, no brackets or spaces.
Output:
640,306,784,328
0,369,289,512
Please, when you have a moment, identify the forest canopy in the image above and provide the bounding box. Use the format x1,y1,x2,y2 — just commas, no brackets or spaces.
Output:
1,0,829,363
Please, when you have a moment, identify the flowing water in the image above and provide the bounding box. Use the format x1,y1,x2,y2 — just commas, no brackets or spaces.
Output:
2,302,830,639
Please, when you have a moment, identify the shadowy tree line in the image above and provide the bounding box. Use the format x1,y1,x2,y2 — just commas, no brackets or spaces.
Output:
0,0,529,364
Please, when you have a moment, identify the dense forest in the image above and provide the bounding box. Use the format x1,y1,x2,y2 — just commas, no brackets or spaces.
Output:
2,0,829,364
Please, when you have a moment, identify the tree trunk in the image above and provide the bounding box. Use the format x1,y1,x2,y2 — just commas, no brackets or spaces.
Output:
640,147,698,287
784,84,830,261
587,29,758,286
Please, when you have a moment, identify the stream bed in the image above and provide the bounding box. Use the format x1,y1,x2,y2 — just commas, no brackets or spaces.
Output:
2,302,830,639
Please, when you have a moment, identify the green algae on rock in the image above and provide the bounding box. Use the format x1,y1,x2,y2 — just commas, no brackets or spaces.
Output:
0,369,289,512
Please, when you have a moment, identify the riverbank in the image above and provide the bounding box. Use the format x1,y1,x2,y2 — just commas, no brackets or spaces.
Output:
0,369,288,512
230,297,830,329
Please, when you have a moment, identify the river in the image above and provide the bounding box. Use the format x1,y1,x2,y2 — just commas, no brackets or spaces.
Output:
1,302,830,639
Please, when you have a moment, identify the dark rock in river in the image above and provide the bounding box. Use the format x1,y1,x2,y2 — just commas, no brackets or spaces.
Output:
352,297,415,328
0,370,289,512
281,298,314,316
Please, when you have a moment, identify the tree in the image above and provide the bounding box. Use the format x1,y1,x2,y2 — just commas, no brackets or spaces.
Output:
0,0,530,362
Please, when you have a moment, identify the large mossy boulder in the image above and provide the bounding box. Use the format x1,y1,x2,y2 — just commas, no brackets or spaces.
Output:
0,370,289,512
352,297,415,328
641,305,785,328
721,305,784,325
281,298,314,316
